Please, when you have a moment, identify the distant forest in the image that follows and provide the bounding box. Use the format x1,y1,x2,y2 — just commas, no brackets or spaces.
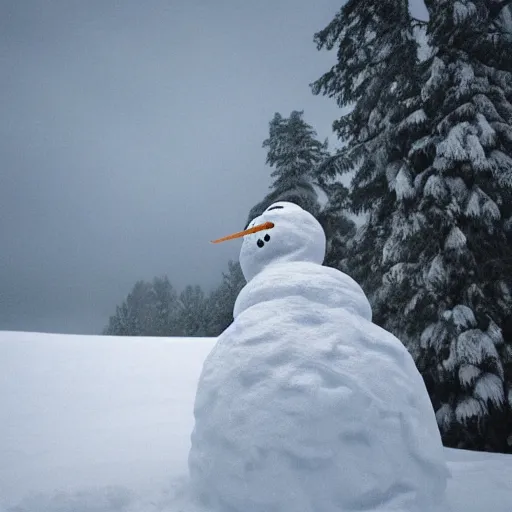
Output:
104,1,512,454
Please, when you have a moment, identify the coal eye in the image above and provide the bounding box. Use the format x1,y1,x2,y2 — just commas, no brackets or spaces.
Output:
267,206,284,211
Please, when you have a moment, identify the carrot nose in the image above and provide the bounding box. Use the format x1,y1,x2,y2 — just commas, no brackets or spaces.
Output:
211,221,275,244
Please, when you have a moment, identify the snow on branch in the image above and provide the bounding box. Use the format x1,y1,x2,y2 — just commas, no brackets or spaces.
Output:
456,330,500,366
420,321,448,351
435,403,454,430
490,150,512,186
444,226,467,250
453,1,478,25
395,166,415,200
426,254,447,289
459,364,481,388
444,305,476,329
424,175,448,201
465,190,481,217
474,373,505,407
476,114,496,147
455,397,488,423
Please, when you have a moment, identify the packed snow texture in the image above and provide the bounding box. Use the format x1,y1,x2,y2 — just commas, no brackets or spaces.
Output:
239,201,326,282
189,261,450,512
191,202,449,511
0,331,511,512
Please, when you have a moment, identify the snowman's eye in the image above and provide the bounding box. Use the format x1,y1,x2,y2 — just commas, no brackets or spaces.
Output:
267,206,284,212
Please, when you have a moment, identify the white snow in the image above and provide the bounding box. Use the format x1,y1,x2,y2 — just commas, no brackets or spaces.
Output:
394,165,415,199
436,404,454,431
455,329,501,368
458,364,481,388
402,108,428,128
239,202,326,283
453,1,477,25
424,174,448,200
465,190,481,217
191,262,450,512
1,204,511,512
455,397,487,424
449,305,476,329
437,123,472,163
476,113,496,147
422,57,446,102
0,331,512,511
420,321,448,352
474,373,505,407
444,226,467,251
426,254,447,288
482,198,501,222
490,150,512,186
190,203,450,512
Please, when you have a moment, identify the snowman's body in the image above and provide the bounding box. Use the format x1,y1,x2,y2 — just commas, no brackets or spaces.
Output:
189,203,449,512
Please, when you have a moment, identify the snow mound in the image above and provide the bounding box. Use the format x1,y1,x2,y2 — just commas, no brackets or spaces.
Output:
189,262,450,512
234,261,372,320
0,332,511,512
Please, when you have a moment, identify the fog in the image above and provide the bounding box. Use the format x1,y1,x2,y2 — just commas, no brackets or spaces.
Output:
0,0,428,334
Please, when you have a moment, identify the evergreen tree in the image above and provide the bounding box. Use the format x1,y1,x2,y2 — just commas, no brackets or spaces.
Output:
104,277,182,337
248,110,354,265
104,303,131,336
151,276,180,336
263,111,329,199
408,0,512,452
311,0,422,302
247,111,327,222
246,180,320,226
313,0,512,451
315,174,356,270
104,280,156,336
205,260,246,336
178,285,208,336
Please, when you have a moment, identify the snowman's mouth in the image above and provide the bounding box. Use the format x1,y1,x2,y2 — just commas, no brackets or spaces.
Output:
211,221,275,244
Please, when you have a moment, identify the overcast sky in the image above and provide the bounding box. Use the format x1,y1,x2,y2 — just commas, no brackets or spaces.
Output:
0,0,428,335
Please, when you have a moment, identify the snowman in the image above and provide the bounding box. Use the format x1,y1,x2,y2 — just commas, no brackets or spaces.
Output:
188,202,450,512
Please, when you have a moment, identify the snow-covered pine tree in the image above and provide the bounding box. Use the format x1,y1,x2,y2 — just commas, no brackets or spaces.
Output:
248,110,354,266
313,0,512,451
152,276,180,336
315,179,356,269
104,277,183,337
178,285,208,336
205,260,246,336
103,303,131,336
406,0,512,452
256,111,328,216
103,280,156,336
311,0,423,305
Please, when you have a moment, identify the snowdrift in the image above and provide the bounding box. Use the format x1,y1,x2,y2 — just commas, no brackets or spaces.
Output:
0,331,511,511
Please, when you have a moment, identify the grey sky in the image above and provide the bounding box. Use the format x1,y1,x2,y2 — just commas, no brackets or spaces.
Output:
0,0,428,335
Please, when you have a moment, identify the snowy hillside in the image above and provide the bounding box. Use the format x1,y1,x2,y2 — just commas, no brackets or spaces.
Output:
0,331,511,512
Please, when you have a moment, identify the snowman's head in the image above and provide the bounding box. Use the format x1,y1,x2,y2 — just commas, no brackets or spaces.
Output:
211,201,326,282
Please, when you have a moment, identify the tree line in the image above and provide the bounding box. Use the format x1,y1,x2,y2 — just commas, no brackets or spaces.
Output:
105,0,512,453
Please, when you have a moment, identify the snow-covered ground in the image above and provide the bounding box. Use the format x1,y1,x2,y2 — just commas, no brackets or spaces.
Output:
0,331,511,512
